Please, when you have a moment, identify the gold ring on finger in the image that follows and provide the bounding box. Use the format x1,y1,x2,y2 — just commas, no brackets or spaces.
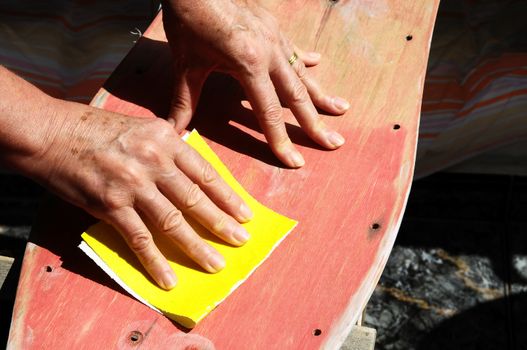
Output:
288,52,299,65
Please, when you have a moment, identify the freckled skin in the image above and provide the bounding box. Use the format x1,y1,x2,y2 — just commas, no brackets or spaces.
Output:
80,111,92,121
162,0,349,168
0,0,350,290
0,66,251,290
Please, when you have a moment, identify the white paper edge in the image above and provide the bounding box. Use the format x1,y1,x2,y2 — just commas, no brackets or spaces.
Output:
181,130,191,141
79,220,298,324
78,129,298,325
79,241,161,315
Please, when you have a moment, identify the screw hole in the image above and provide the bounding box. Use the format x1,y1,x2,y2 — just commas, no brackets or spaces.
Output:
371,223,381,230
406,34,413,41
329,0,339,3
129,330,143,344
393,124,401,130
45,265,53,272
313,329,322,336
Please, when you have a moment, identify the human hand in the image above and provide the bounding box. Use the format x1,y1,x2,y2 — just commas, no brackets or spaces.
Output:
162,0,349,168
33,102,253,290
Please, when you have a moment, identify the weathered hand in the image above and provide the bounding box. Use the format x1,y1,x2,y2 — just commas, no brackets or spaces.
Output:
162,0,349,168
33,102,252,290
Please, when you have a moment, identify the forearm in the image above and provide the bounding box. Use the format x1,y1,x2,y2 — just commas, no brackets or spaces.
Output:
0,66,63,176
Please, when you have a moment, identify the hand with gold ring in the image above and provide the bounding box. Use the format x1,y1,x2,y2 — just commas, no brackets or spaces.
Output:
162,0,349,168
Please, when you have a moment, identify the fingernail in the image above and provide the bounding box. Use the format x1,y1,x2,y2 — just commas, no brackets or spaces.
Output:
289,151,305,168
209,254,226,273
333,97,350,111
328,131,345,148
308,52,321,60
239,203,254,222
233,225,250,245
161,270,177,290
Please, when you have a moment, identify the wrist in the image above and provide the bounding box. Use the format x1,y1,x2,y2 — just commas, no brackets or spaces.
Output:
0,66,68,178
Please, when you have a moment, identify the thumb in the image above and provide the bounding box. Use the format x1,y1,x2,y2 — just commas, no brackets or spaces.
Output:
168,66,209,133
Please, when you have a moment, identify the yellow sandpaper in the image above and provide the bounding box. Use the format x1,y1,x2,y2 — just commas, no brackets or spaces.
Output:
81,130,297,328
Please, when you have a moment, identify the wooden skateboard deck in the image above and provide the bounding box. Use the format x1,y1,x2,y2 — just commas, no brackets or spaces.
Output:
8,1,439,349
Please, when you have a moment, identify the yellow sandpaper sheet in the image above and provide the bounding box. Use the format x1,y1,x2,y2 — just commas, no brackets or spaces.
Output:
81,130,297,328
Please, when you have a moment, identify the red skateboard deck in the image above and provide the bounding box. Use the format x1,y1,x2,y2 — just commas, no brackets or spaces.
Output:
8,1,439,349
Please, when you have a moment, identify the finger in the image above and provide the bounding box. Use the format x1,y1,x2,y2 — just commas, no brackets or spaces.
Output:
271,59,345,149
155,165,250,246
137,188,226,273
292,45,321,67
167,66,209,133
281,36,350,114
172,138,253,222
240,72,305,168
290,55,350,115
108,206,177,290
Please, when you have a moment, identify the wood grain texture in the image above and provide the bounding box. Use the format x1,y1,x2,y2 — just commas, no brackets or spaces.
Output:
0,255,14,289
8,1,439,349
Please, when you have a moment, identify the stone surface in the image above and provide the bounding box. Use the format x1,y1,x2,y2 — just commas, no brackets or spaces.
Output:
366,244,508,350
0,256,14,290
365,173,526,350
341,326,376,350
509,222,527,350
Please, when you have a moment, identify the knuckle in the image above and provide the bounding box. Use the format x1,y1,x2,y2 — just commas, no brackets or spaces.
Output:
184,184,203,209
223,189,236,206
127,229,152,253
150,119,176,141
186,240,208,259
290,82,309,105
201,162,218,184
119,165,143,187
295,63,308,80
219,189,241,213
101,191,127,211
212,214,228,234
202,248,217,264
261,103,283,126
170,90,187,108
136,140,162,164
242,46,261,66
172,141,187,160
232,40,263,73
151,117,172,132
160,208,183,233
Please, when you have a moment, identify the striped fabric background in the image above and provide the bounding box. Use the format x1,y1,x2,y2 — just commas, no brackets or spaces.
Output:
0,0,525,177
0,1,159,104
415,0,527,177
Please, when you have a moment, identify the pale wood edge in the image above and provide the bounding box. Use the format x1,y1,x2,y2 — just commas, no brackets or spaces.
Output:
322,2,440,347
323,163,415,349
7,242,37,349
0,255,15,290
